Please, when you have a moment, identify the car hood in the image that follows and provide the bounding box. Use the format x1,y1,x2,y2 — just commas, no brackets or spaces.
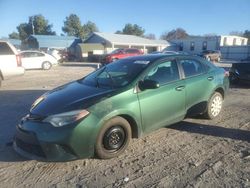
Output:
30,80,115,116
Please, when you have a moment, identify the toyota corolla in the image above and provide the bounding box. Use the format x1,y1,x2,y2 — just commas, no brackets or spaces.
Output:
14,54,229,161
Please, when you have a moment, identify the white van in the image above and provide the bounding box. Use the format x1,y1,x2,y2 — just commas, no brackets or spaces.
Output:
0,41,25,87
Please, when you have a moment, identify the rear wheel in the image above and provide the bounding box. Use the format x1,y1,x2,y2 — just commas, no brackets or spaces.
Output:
205,92,223,119
42,61,52,70
95,116,131,159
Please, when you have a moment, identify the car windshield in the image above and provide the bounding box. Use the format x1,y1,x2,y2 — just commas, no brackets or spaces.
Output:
81,59,151,88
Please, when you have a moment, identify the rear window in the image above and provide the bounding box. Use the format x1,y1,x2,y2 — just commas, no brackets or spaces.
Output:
180,59,206,78
0,42,14,55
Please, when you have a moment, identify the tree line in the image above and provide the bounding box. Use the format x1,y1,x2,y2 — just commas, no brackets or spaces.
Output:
8,14,250,43
8,14,189,41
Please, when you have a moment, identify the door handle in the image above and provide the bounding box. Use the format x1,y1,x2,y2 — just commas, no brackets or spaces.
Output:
175,85,185,91
207,76,214,81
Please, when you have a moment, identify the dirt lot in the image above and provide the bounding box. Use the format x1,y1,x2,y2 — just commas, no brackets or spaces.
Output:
0,63,249,188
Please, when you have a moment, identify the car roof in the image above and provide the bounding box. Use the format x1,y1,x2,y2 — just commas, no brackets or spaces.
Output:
123,54,190,62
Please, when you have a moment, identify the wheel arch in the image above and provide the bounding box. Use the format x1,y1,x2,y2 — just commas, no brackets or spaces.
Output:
214,87,225,99
118,114,140,138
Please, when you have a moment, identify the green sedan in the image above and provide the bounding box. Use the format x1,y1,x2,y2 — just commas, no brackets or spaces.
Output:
14,54,229,161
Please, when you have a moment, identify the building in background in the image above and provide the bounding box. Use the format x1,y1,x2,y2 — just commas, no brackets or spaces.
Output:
171,35,248,53
171,35,248,60
76,32,170,61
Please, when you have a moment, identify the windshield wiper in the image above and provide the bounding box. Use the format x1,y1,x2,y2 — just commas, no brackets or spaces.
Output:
104,69,115,88
95,66,115,88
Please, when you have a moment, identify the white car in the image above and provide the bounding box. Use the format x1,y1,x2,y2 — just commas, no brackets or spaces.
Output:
20,51,58,70
0,41,25,87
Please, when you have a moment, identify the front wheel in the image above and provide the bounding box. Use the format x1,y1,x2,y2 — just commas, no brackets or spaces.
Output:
205,92,223,119
42,61,52,70
95,116,131,159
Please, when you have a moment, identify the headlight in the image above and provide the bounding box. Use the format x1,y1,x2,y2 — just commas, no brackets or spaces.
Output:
43,110,89,127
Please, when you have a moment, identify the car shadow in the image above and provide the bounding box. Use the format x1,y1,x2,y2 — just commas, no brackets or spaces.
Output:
0,90,48,162
168,120,250,143
60,62,100,69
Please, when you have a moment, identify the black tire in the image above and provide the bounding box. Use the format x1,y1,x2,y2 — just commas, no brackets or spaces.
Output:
95,116,131,159
42,61,52,70
204,92,223,119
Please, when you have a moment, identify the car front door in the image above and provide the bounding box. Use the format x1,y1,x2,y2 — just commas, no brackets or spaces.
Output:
178,57,214,115
137,59,186,133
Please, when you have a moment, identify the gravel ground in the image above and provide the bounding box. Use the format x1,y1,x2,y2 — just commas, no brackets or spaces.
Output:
0,62,249,188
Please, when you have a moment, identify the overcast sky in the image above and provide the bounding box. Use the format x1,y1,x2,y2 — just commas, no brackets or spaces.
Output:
0,0,249,38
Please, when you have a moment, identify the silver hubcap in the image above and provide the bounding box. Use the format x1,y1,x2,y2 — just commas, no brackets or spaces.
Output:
43,63,50,69
211,95,222,117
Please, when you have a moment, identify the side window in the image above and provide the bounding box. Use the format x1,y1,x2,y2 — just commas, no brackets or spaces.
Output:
21,52,33,58
179,42,183,51
36,52,45,57
202,41,207,51
145,60,180,86
190,42,195,51
20,52,27,58
0,42,14,55
180,59,205,78
29,52,37,57
125,49,137,54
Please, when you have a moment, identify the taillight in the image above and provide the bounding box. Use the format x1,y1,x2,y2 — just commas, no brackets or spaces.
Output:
16,55,22,67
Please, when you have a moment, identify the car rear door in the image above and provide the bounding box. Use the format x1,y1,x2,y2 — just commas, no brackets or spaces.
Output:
137,58,186,133
177,57,214,115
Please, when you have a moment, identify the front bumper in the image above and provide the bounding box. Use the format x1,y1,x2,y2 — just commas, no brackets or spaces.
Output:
14,124,77,161
13,115,100,161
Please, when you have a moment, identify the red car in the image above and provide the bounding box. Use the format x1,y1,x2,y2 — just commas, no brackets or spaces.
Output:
102,48,143,64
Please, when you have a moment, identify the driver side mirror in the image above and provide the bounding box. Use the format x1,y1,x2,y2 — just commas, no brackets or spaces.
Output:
138,79,160,90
